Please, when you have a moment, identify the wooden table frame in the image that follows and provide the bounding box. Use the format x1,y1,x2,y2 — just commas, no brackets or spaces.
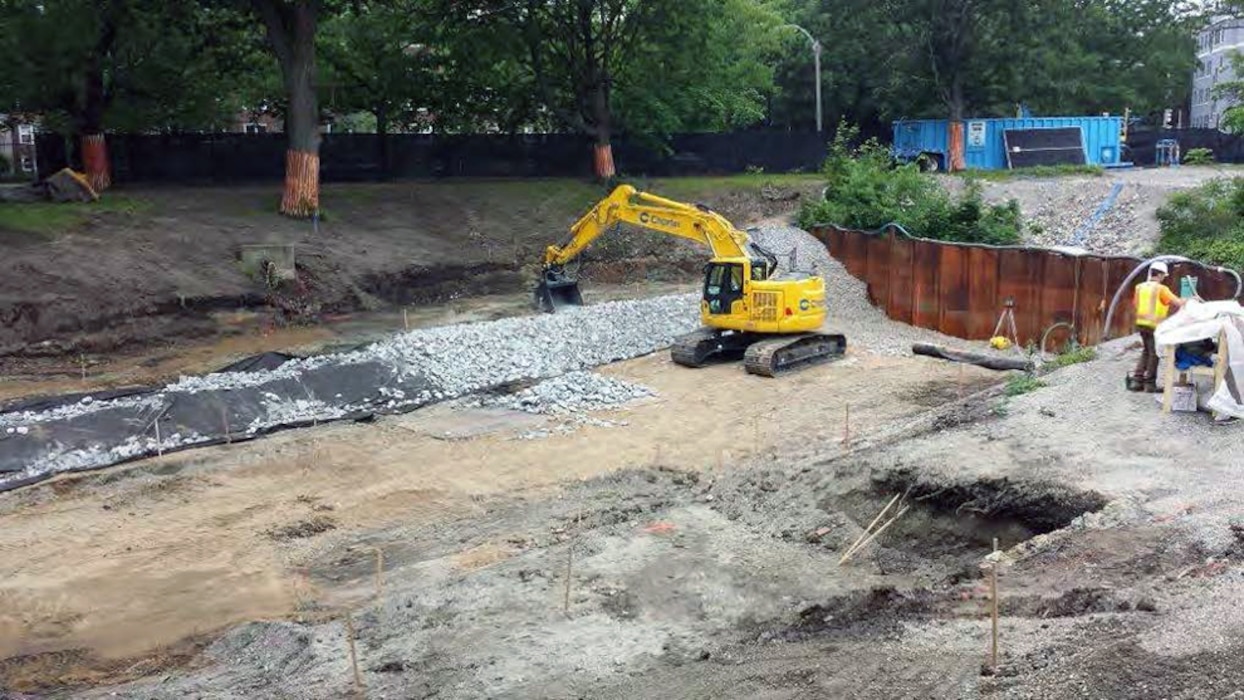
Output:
1162,330,1229,417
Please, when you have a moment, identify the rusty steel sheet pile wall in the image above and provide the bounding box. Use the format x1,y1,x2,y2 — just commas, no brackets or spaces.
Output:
811,224,1240,348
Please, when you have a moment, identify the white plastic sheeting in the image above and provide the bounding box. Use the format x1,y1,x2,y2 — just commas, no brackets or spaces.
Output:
1155,300,1244,419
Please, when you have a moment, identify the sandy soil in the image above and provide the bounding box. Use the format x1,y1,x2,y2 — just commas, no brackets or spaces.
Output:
20,336,1242,699
0,343,1000,693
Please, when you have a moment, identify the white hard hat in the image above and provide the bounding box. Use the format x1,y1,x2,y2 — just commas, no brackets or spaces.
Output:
1151,261,1169,275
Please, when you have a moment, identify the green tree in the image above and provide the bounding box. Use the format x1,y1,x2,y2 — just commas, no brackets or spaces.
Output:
457,0,782,178
319,1,428,174
0,1,260,189
769,0,902,133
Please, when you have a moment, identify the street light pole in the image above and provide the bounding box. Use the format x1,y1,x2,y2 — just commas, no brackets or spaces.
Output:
783,24,822,132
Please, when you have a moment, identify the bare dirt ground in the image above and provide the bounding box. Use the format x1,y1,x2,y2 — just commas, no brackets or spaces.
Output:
4,172,1243,699
0,175,821,376
8,332,1241,699
0,335,1001,694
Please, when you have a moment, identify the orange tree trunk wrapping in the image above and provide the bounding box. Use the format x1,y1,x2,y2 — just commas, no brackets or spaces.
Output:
593,144,615,179
281,149,320,218
82,134,111,191
947,121,966,172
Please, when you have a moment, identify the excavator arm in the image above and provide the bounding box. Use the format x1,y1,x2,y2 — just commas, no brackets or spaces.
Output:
536,184,767,311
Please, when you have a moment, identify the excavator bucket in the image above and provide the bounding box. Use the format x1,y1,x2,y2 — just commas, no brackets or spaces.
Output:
534,269,583,312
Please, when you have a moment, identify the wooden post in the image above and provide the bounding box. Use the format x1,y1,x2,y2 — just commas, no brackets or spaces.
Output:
373,548,384,602
222,406,232,445
345,614,364,697
843,404,851,449
839,494,900,564
990,537,1000,671
403,308,409,332
563,510,581,615
79,354,87,385
958,364,965,401
154,417,163,457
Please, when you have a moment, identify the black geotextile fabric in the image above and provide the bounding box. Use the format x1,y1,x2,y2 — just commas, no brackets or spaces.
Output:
0,352,433,493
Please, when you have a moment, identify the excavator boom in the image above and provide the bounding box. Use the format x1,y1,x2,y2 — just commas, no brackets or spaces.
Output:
532,184,845,377
536,184,758,312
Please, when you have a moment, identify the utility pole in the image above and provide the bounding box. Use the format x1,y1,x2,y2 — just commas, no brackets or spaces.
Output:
783,24,822,132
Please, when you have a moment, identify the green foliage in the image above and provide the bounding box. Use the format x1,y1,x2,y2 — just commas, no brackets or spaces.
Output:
1155,178,1244,272
0,2,267,134
1004,374,1047,397
1046,343,1098,369
769,0,1199,132
1184,148,1216,166
796,122,1022,245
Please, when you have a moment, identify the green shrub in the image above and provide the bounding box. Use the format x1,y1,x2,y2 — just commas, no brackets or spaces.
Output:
1155,177,1244,272
1004,374,1046,397
1045,343,1097,369
1183,148,1215,165
797,121,1022,245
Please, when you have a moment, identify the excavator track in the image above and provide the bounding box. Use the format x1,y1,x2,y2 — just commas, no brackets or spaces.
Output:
670,328,753,368
742,332,847,377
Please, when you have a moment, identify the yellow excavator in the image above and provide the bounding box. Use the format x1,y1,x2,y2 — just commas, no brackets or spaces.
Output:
534,184,846,377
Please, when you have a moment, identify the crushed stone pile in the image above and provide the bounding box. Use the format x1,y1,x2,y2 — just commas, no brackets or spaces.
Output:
748,222,986,357
1012,179,1143,255
0,294,699,492
477,372,654,415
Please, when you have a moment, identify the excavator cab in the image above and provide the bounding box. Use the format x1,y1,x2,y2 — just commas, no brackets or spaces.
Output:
535,267,583,313
703,262,745,315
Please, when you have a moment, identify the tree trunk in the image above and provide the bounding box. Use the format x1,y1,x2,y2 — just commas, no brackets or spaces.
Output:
81,135,110,192
81,39,111,191
375,105,390,181
946,77,966,172
256,0,321,219
590,83,614,180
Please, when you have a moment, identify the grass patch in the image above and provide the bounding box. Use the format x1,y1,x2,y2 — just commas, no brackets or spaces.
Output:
641,172,823,199
1045,344,1097,369
952,164,1104,181
1004,374,1047,397
0,195,150,236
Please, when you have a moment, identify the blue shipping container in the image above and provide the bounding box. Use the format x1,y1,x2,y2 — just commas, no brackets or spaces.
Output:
891,116,1126,171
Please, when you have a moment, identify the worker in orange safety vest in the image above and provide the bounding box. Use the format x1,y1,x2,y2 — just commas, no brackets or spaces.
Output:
1128,261,1190,392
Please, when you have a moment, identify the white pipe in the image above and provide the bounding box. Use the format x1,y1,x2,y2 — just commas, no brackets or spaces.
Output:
1102,255,1243,340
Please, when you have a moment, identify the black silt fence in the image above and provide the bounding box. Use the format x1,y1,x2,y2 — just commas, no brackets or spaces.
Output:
1124,128,1244,166
36,131,832,184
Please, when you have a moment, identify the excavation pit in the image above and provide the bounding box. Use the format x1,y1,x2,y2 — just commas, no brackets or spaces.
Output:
822,471,1108,579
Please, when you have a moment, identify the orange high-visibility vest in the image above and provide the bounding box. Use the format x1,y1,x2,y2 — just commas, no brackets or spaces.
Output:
1134,281,1174,329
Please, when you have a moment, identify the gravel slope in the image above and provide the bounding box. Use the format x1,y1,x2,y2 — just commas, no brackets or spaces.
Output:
749,222,990,356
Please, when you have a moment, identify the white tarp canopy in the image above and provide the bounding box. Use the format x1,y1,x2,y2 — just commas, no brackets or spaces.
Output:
1154,300,1244,419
